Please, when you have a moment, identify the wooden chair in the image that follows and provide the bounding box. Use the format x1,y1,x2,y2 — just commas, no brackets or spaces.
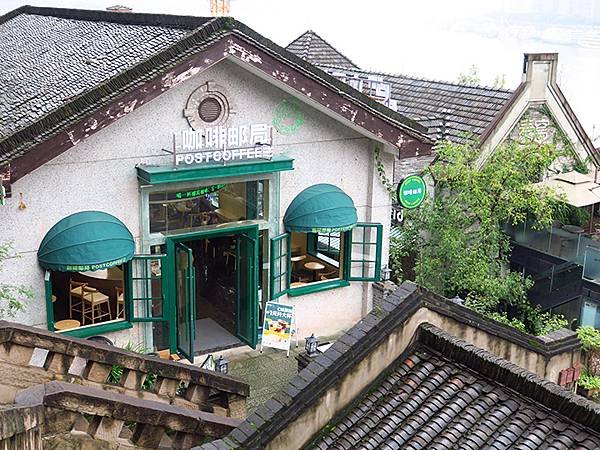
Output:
70,279,112,325
115,286,125,319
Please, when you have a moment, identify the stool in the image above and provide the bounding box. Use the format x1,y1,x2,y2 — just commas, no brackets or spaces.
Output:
70,281,112,325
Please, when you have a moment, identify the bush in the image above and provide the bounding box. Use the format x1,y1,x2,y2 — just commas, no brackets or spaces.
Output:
577,326,600,351
578,371,600,391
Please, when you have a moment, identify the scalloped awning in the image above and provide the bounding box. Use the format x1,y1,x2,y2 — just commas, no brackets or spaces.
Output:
284,184,357,233
38,211,135,272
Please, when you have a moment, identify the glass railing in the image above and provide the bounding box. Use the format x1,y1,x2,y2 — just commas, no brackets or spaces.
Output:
506,220,600,285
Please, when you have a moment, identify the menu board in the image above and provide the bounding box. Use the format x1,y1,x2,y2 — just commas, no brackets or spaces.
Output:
261,301,295,354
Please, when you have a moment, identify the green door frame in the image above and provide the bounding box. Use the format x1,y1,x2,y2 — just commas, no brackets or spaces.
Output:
165,223,260,354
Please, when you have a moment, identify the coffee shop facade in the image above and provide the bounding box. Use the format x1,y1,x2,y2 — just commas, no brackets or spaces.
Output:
0,8,432,360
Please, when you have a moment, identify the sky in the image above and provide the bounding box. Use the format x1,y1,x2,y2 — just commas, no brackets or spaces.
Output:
1,0,599,141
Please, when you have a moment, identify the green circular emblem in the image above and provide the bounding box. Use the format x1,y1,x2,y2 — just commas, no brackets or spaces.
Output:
397,175,426,209
272,99,304,135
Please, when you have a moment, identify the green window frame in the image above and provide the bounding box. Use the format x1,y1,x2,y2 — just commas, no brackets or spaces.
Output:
307,232,342,267
269,222,383,298
270,233,291,300
346,222,383,281
126,254,167,322
44,270,133,339
43,254,168,338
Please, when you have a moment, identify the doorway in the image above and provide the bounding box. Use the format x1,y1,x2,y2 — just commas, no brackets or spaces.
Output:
172,226,259,359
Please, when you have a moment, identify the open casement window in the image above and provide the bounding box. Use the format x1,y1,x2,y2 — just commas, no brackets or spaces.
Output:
44,270,54,328
270,233,291,299
307,232,342,268
347,223,383,281
126,254,167,322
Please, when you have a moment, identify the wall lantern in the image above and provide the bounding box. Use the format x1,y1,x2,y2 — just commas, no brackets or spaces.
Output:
381,265,392,282
451,295,464,306
216,355,229,374
305,333,318,356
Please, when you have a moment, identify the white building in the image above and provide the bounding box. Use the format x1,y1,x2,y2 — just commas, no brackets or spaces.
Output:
0,7,432,360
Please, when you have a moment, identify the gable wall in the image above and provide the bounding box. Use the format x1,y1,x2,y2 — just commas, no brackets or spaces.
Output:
0,59,393,339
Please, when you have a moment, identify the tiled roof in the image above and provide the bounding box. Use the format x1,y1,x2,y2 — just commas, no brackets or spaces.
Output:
0,7,431,172
0,9,199,139
286,30,359,70
286,33,514,142
384,72,513,142
312,333,600,449
202,283,596,450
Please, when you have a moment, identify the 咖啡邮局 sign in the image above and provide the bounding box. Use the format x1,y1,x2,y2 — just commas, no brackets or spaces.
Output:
174,124,273,166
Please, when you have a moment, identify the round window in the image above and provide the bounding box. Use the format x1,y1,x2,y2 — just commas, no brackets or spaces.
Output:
198,97,223,123
184,82,235,130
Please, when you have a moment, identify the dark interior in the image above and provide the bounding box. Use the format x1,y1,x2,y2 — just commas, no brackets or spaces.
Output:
186,235,238,335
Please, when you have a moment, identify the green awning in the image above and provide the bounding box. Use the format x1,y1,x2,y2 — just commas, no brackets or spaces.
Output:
137,155,294,185
38,211,135,272
284,184,357,233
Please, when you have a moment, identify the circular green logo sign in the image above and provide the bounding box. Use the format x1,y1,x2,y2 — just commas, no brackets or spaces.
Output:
272,99,304,135
397,175,426,209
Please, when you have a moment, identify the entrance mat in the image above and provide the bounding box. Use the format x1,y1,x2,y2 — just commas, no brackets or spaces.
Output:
194,318,243,354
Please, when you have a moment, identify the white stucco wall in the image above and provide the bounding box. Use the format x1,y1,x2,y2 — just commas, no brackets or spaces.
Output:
0,58,394,346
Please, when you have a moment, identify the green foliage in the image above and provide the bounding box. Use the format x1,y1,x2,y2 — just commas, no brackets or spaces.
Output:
396,138,568,335
374,146,395,196
0,242,32,319
578,371,600,391
535,310,569,336
107,341,157,389
457,65,481,86
486,312,528,333
492,74,507,89
577,326,600,351
553,202,590,227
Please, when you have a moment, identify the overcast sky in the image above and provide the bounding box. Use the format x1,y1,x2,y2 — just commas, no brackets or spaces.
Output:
1,0,599,140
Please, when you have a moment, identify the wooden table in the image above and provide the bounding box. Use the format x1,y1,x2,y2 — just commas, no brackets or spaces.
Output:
55,319,81,331
304,261,325,281
290,281,307,288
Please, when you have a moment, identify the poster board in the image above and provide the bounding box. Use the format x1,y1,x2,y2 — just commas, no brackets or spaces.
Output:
261,301,295,355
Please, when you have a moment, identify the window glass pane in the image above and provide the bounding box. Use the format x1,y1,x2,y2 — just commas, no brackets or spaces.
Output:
315,232,341,267
292,232,342,287
582,300,600,328
270,234,290,299
349,223,382,281
149,180,268,234
51,266,125,331
130,255,164,321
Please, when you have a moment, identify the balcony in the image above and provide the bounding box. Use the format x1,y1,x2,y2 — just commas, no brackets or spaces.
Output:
507,220,600,284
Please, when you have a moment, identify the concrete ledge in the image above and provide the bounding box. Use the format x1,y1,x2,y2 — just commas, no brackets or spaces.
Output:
0,320,249,396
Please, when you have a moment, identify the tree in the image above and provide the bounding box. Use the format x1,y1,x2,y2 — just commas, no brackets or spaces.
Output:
0,242,31,318
492,74,507,89
393,138,567,335
457,65,481,86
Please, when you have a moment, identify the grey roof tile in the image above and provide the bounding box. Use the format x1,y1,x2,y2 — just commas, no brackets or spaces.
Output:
311,345,600,449
0,12,193,139
286,30,359,70
286,31,514,143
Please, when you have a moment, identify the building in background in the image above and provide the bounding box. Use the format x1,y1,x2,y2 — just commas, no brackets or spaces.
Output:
287,32,600,328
